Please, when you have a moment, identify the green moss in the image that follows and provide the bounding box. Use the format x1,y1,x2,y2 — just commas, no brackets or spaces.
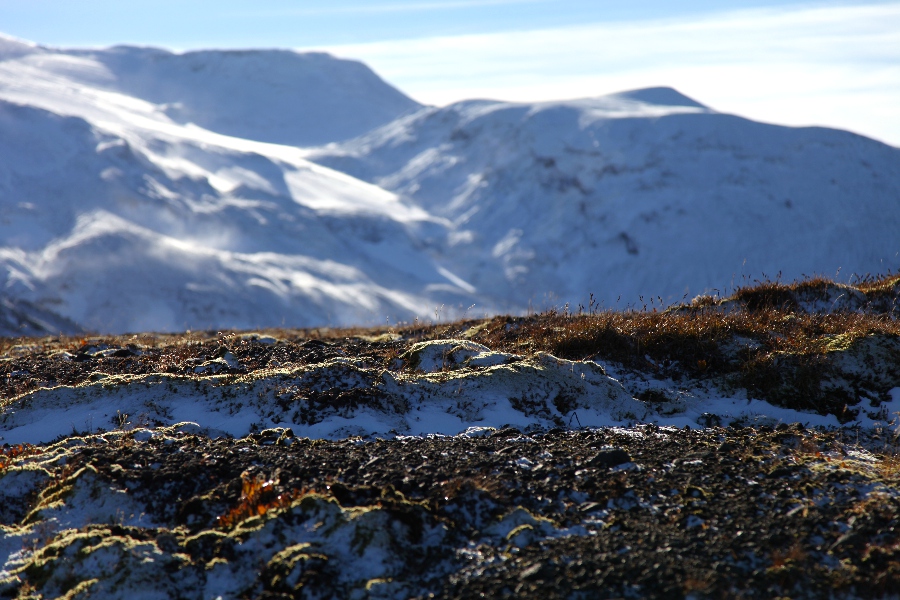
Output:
22,465,100,526
365,577,394,591
58,578,99,600
183,529,229,560
264,543,330,593
823,333,855,353
506,523,535,542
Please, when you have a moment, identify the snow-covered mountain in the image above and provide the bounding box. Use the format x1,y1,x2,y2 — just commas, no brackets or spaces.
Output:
1,33,899,334
0,36,419,146
0,37,476,334
310,88,900,309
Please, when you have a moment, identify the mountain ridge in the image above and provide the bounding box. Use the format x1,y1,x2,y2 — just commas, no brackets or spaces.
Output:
0,37,422,147
310,91,900,310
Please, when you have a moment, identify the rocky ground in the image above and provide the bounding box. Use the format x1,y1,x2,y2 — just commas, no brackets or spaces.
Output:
1,276,899,598
0,424,898,599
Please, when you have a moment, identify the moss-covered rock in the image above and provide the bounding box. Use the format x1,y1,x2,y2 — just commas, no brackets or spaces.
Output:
401,339,516,373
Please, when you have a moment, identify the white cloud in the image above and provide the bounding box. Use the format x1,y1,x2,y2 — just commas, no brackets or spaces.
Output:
309,2,900,146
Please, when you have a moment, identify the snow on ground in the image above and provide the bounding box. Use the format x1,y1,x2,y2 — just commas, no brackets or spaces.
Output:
2,342,893,447
1,328,898,597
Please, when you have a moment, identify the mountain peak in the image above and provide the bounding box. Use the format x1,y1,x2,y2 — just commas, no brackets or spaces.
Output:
611,87,707,109
104,47,423,146
0,33,39,61
29,44,423,147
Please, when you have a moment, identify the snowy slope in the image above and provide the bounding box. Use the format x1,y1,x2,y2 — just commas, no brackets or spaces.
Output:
0,35,420,146
0,37,477,334
311,88,900,309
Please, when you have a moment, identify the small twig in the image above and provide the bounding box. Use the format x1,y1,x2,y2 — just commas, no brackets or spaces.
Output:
568,411,583,429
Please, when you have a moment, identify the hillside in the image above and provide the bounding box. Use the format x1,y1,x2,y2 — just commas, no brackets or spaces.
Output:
0,296,85,338
1,274,898,443
0,36,420,146
0,37,486,334
310,88,900,310
0,98,483,334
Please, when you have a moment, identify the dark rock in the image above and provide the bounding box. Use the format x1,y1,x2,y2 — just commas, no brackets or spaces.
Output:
588,448,631,468
491,427,523,439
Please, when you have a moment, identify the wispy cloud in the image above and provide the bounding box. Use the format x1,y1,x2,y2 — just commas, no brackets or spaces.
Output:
228,0,545,18
310,2,900,146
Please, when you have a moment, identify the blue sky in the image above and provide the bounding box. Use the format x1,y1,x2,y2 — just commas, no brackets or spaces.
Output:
0,0,860,48
1,0,898,145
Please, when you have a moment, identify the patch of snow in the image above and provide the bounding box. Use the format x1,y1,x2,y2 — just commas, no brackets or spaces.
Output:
0,466,47,495
457,426,496,438
30,465,159,532
0,350,634,444
203,494,450,597
131,429,154,442
2,345,897,446
192,351,243,374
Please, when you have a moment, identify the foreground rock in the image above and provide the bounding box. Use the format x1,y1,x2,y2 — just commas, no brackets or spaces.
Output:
0,425,898,599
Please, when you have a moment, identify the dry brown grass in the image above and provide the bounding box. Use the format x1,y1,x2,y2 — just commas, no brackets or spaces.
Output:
3,275,898,375
876,453,900,480
443,295,897,419
4,274,897,364
853,273,900,293
732,273,900,311
454,305,899,372
377,274,900,372
770,540,809,569
2,274,898,420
